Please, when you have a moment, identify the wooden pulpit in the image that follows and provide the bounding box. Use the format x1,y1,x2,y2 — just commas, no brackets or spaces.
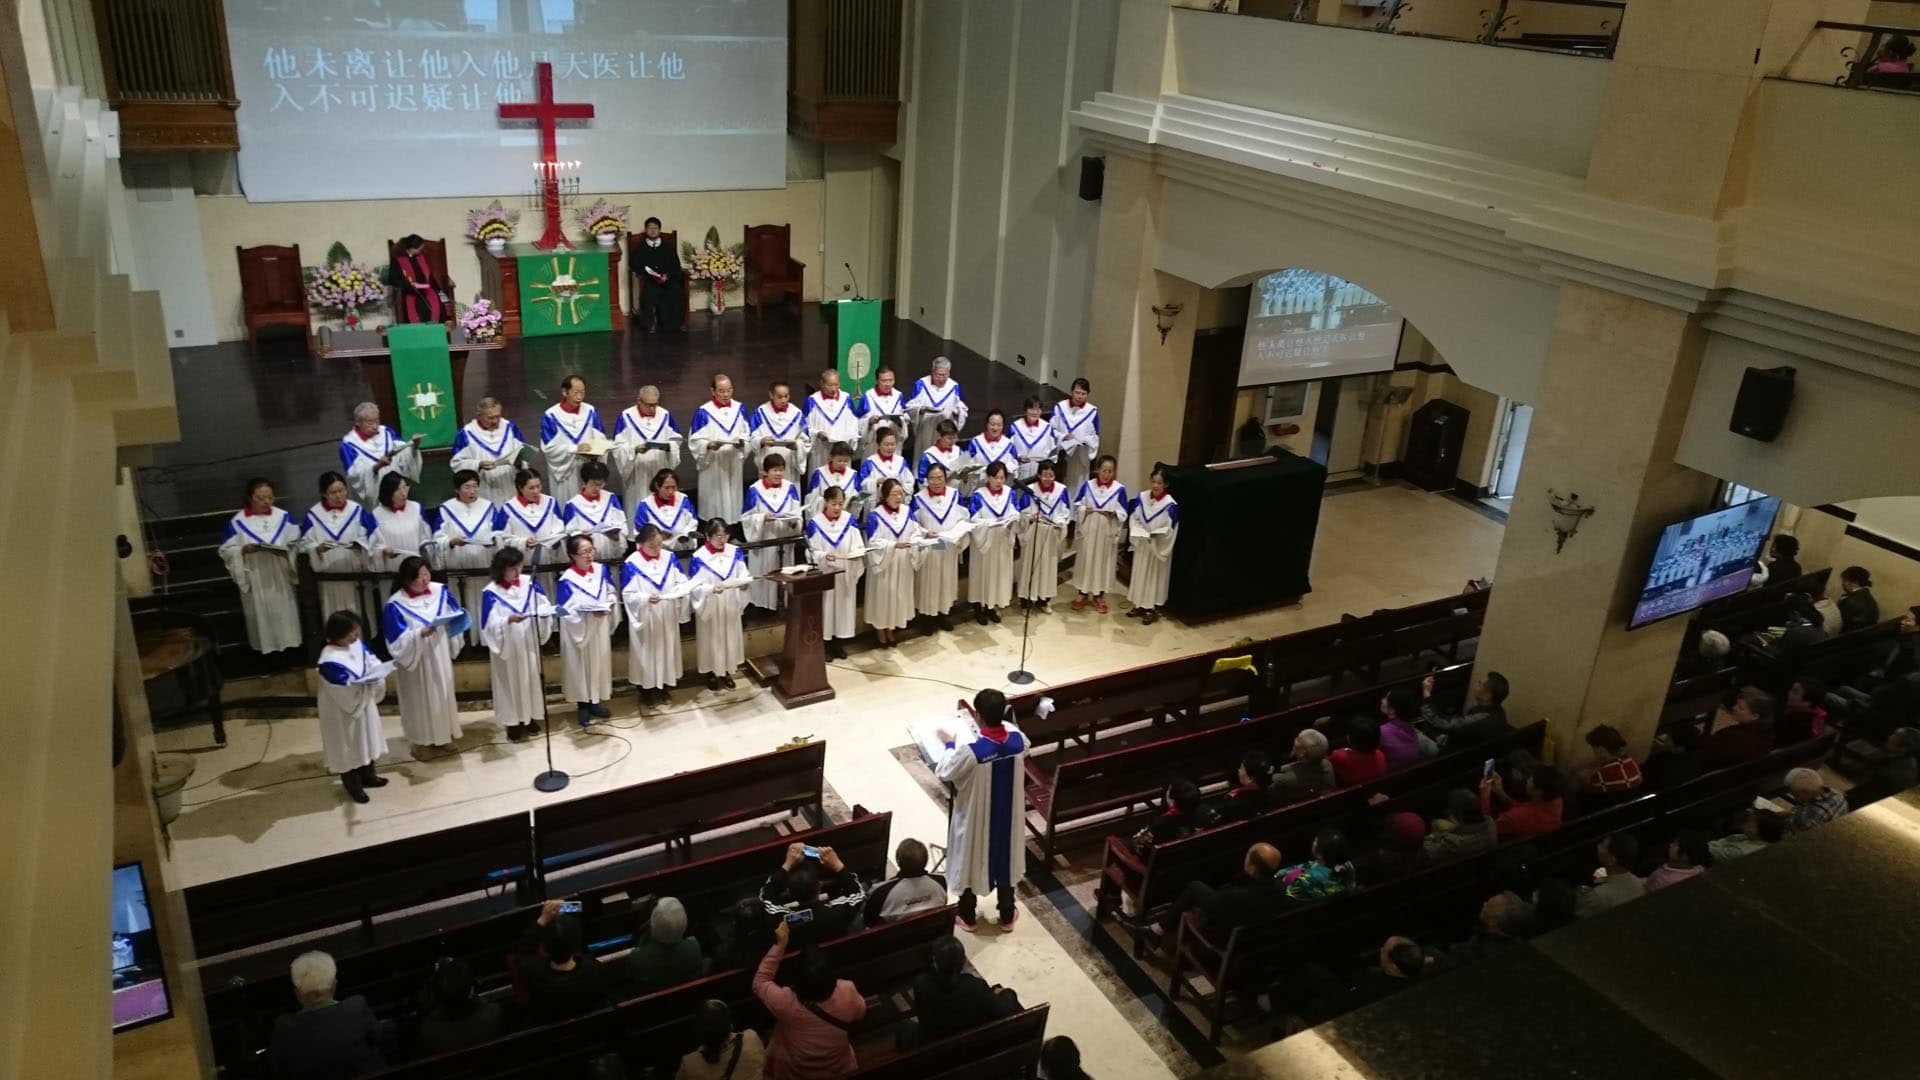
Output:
753,567,842,709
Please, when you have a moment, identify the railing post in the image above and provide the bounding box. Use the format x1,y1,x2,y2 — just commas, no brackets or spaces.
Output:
1481,0,1512,45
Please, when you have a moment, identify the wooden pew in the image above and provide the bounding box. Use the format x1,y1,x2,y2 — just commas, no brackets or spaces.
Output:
849,1004,1051,1079
1681,567,1832,655
533,741,827,874
1007,650,1217,756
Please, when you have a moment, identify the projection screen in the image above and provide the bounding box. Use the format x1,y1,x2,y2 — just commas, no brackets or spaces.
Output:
1238,268,1404,387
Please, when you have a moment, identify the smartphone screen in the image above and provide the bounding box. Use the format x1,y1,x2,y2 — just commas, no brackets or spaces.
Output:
786,908,815,925
1482,758,1497,780
801,845,820,860
558,899,583,915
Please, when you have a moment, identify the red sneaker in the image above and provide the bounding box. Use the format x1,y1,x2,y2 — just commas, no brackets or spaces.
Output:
956,910,980,933
1071,593,1088,612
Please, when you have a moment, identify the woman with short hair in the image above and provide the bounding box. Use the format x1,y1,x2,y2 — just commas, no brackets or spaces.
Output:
688,517,753,692
556,535,621,728
383,555,464,749
221,477,303,654
480,547,551,742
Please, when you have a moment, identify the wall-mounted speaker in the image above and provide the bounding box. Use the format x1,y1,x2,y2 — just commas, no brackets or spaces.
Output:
1078,156,1104,202
1729,365,1795,442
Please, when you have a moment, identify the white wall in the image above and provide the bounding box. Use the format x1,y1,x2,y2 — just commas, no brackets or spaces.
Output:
899,0,1118,388
120,154,218,346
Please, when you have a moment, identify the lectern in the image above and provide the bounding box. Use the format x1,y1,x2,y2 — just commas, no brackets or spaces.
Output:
752,567,842,709
820,298,882,395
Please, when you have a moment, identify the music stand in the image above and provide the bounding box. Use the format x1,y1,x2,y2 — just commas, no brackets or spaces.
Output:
531,605,569,792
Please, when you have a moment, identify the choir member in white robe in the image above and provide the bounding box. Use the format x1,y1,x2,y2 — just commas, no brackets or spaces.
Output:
315,611,394,803
221,478,304,654
966,463,1025,624
904,356,969,458
479,547,551,741
563,461,631,563
633,467,700,551
1050,378,1101,494
916,421,965,489
688,519,754,691
539,375,607,505
855,427,915,516
431,470,500,650
687,374,750,524
1008,398,1058,484
383,557,465,748
1126,468,1181,623
495,470,568,594
805,444,859,517
740,457,803,611
1070,455,1129,614
963,411,1019,499
301,471,376,629
1016,459,1072,609
804,369,862,474
621,525,689,706
369,473,433,576
857,366,909,450
341,402,423,510
805,487,866,658
911,464,970,629
609,385,682,512
448,397,527,504
863,480,924,647
555,536,622,727
934,689,1030,928
751,381,810,482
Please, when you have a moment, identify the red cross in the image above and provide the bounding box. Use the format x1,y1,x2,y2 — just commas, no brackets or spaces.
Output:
499,62,595,251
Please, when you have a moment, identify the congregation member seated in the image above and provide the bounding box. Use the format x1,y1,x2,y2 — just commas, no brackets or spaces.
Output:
758,843,868,946
1418,670,1512,746
1765,593,1829,662
898,936,1017,1049
1860,607,1920,729
1762,533,1802,584
752,919,866,1080
270,951,385,1080
1708,808,1784,863
616,897,710,999
1269,934,1436,1033
1577,724,1644,799
1530,878,1578,934
414,958,502,1058
1780,767,1849,834
517,901,612,1025
1574,833,1646,918
1376,688,1435,771
1480,764,1565,840
1154,841,1282,934
1329,719,1387,787
1130,780,1202,856
1837,566,1880,633
1776,677,1829,744
1696,687,1778,770
1421,788,1499,867
1849,728,1920,808
863,838,949,925
1645,831,1711,893
1443,892,1536,966
1356,812,1427,885
1213,751,1277,822
1276,828,1357,903
1040,1036,1088,1080
676,999,768,1080
1271,729,1337,802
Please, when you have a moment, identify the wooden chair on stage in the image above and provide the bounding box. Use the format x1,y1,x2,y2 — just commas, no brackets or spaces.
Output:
626,227,689,329
744,223,805,315
234,243,311,346
385,236,456,321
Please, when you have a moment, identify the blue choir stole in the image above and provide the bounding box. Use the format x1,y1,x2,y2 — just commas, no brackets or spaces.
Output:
453,419,523,459
383,582,469,642
541,404,602,446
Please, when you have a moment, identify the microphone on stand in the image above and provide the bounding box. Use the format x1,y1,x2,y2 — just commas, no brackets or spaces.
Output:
844,262,863,301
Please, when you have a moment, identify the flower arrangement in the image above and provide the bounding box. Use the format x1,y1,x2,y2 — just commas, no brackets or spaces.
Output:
577,199,630,240
681,226,746,314
306,246,385,329
459,298,503,342
465,200,520,247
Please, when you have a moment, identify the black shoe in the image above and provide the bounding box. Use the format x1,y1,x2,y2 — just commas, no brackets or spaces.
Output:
342,770,369,804
936,613,953,632
358,765,389,788
707,674,723,692
1125,606,1145,618
1141,610,1160,625
508,723,530,742
976,607,991,626
722,674,738,691
1034,600,1050,613
576,704,593,728
827,641,848,660
588,703,611,719
988,608,1002,624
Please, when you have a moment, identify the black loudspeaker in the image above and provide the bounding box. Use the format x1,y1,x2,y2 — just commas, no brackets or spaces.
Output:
1078,156,1104,201
1729,365,1795,442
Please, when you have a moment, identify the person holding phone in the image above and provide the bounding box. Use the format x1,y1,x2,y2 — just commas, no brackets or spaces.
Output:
752,916,865,1079
517,900,611,1025
757,842,869,947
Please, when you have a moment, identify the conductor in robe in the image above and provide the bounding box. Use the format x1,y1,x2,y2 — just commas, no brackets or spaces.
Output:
391,234,450,324
630,216,685,333
935,688,1031,931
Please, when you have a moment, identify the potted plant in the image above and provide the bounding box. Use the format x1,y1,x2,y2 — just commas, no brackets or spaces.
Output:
306,243,385,331
459,298,503,343
577,199,630,249
466,200,520,254
682,226,746,315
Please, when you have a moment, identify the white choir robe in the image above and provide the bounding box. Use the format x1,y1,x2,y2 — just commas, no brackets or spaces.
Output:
564,491,631,562
856,388,910,452
688,400,750,523
855,452,916,517
1007,419,1058,484
741,480,803,610
301,502,375,626
904,377,968,458
340,426,422,510
967,486,1026,610
935,716,1030,896
539,403,606,505
911,487,970,616
688,543,754,674
863,506,924,631
803,391,862,474
633,491,700,549
1071,480,1130,595
1016,481,1073,602
609,407,683,511
621,550,689,691
806,510,866,642
220,507,304,654
370,500,433,575
804,465,858,517
963,434,1020,498
449,419,528,504
556,564,622,705
1127,493,1182,608
315,640,393,774
383,583,465,746
495,494,567,576
431,498,500,649
749,401,809,480
1049,402,1102,494
479,578,552,729
916,443,965,488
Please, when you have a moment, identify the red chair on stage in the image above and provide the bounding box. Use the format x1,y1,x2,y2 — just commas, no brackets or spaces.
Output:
235,243,311,346
744,223,805,315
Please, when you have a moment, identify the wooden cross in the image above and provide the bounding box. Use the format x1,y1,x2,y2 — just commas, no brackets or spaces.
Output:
498,62,595,251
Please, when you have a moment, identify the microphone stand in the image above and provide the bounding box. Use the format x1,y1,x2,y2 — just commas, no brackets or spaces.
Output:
532,602,570,793
1008,474,1040,685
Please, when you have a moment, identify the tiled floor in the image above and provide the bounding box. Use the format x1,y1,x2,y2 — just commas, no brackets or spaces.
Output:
157,482,1504,1080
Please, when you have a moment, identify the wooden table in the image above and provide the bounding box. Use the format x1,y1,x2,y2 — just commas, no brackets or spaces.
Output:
313,327,501,433
137,627,226,745
751,567,842,709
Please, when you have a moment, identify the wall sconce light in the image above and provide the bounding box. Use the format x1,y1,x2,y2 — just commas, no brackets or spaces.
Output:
1151,302,1183,345
1547,489,1595,553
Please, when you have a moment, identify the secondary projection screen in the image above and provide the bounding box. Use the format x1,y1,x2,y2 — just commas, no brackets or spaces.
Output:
225,0,786,202
1239,268,1404,387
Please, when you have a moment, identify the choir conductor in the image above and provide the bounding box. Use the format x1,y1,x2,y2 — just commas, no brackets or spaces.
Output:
935,688,1031,930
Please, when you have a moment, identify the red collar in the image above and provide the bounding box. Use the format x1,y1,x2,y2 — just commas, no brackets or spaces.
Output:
769,402,791,413
712,398,732,409
824,510,843,522
936,443,955,453
820,390,840,400
478,419,501,430
636,405,656,417
579,490,601,503
386,502,409,513
569,563,596,577
1037,481,1055,493
982,433,1003,443
986,485,1005,496
560,402,580,414
761,478,780,489
517,494,540,506
653,493,674,507
405,583,431,598
323,501,348,512
243,505,272,517
638,548,662,561
354,427,379,440
706,541,727,554
878,453,895,463
928,484,947,496
873,388,896,398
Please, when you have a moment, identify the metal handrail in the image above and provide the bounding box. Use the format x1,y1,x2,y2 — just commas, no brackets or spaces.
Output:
1813,20,1920,89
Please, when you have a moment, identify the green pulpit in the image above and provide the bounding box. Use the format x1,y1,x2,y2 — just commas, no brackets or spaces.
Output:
514,246,614,336
385,323,459,448
821,298,882,395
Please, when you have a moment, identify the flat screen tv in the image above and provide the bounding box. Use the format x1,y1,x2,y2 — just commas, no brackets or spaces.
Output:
111,861,173,1033
1628,496,1781,630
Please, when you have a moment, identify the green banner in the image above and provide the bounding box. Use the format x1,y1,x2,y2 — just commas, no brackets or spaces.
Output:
516,247,614,337
826,298,882,395
387,323,459,449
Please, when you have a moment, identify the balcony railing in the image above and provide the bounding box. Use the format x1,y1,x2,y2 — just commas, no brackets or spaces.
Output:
1230,0,1625,59
1818,21,1920,94
90,0,240,150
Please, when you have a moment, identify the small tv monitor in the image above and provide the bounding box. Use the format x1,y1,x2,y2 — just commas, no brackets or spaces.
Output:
111,861,174,1033
1628,496,1781,630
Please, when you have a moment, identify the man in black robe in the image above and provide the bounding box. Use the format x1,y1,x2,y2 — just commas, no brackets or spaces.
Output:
630,216,685,333
391,234,449,324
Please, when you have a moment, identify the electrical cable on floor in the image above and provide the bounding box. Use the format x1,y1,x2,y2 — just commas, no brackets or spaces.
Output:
827,660,1047,692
